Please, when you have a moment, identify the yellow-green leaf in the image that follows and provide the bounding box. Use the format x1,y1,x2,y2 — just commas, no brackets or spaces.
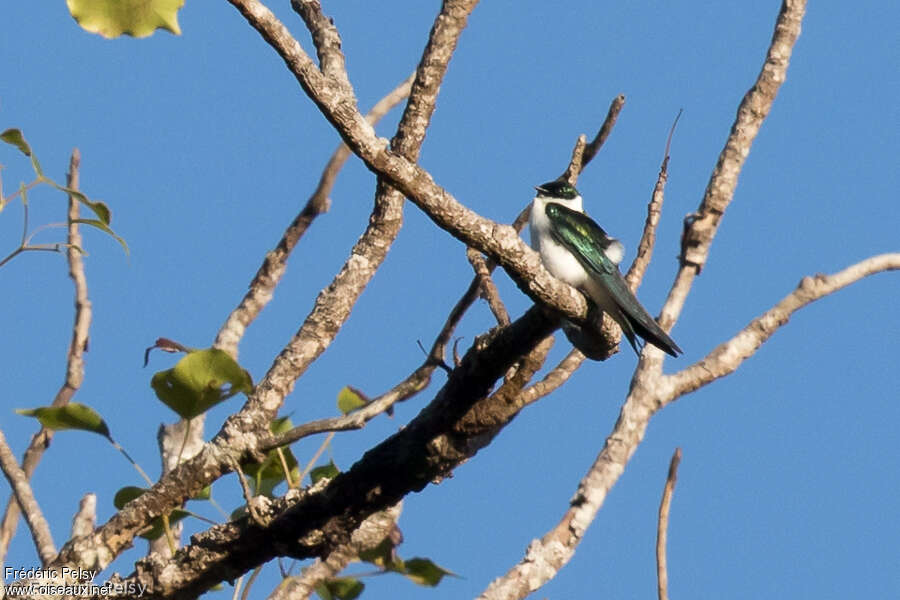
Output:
67,0,184,39
71,218,129,254
358,536,399,568
16,403,111,438
310,460,340,484
151,348,253,420
401,558,456,587
1,128,43,176
315,578,364,600
337,386,366,415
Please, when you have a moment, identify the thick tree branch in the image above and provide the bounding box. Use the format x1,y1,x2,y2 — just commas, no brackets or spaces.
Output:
103,306,556,599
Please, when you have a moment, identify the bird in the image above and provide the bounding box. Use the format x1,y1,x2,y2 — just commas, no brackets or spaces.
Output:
529,179,682,358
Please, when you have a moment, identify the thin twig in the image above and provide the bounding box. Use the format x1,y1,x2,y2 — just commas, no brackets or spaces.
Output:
240,566,263,600
519,349,585,407
625,110,682,290
296,432,334,484
664,253,900,399
657,448,682,600
0,150,91,561
466,248,510,326
228,456,267,528
560,94,626,185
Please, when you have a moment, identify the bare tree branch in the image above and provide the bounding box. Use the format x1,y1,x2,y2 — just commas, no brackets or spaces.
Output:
518,349,585,407
0,430,55,565
663,0,808,331
561,94,626,184
665,253,900,398
657,448,682,600
467,248,510,326
624,111,681,290
0,149,91,561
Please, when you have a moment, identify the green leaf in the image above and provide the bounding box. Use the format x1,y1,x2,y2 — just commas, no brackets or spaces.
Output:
336,386,367,415
113,485,147,509
191,485,212,501
48,182,112,223
310,460,340,484
113,486,188,540
1,128,43,176
401,558,455,587
358,536,399,568
71,218,129,254
242,418,300,497
67,0,184,39
16,403,111,439
151,348,253,419
315,578,364,600
139,509,189,541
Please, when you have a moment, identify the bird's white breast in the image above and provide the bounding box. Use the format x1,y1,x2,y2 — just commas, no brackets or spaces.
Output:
529,195,591,288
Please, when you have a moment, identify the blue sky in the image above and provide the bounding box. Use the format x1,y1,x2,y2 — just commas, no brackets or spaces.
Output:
2,1,898,598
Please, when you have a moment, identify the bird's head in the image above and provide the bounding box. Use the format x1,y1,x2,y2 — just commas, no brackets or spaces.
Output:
535,180,580,200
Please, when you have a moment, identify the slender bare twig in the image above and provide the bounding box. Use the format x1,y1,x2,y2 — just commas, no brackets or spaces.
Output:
0,430,55,565
664,253,900,398
0,150,91,561
561,94,626,184
625,111,681,289
466,248,510,326
261,364,432,452
519,349,585,407
657,448,682,600
228,455,268,528
296,432,334,484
